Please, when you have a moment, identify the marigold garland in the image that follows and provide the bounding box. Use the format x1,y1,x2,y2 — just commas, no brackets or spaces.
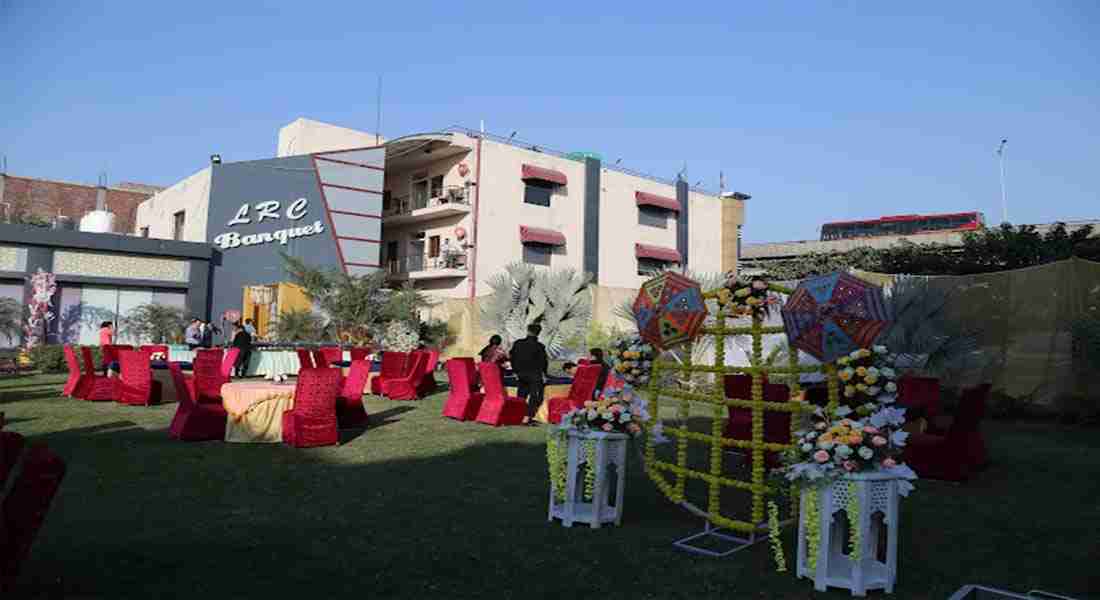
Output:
583,439,597,501
546,432,567,503
847,481,861,562
804,488,820,571
768,500,787,572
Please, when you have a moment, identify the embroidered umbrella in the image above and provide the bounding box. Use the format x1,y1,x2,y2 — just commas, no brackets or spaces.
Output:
780,272,892,362
632,272,708,350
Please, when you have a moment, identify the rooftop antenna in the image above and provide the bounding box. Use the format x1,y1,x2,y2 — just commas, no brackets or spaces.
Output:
375,74,382,145
996,139,1008,224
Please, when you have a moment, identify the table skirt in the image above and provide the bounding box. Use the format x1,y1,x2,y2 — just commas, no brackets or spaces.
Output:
222,382,297,443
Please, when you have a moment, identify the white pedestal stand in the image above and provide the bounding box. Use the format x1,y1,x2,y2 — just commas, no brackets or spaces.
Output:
548,431,628,528
797,472,900,596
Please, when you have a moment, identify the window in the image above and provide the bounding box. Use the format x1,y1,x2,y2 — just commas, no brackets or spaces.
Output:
524,180,554,207
140,226,149,238
637,257,669,276
428,235,440,258
430,175,444,199
411,173,429,210
523,243,552,266
172,211,185,241
638,205,669,228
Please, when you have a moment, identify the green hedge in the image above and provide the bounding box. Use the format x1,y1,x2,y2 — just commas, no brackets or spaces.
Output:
28,344,102,374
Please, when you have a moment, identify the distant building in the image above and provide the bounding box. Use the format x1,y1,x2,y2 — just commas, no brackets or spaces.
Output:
0,173,162,234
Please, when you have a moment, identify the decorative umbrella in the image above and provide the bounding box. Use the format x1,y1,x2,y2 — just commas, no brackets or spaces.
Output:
632,272,708,351
781,272,892,362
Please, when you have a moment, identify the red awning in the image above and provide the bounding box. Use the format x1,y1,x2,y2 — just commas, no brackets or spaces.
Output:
520,226,566,246
635,243,681,263
635,191,680,212
521,164,568,186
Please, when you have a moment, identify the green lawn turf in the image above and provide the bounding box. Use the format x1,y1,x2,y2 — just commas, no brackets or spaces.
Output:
1,373,1098,599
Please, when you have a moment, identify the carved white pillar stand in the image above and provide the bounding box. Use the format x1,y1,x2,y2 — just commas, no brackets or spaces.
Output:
797,472,900,596
548,431,628,528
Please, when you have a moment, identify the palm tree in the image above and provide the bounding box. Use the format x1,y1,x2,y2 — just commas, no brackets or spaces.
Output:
269,309,325,343
879,275,986,379
481,263,593,358
121,303,188,344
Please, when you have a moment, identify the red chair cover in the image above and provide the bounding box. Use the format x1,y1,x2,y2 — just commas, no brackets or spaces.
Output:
195,348,224,363
0,431,25,488
336,360,371,428
221,347,241,379
282,368,342,448
62,345,83,397
902,383,990,482
296,348,315,370
321,346,343,366
442,358,484,421
115,350,162,406
349,347,371,361
167,362,227,441
546,364,602,424
474,363,527,427
78,347,115,401
312,349,330,368
382,353,428,401
190,353,226,404
723,374,790,468
139,344,169,356
898,375,942,420
100,344,133,368
0,444,66,591
370,352,410,395
415,349,440,396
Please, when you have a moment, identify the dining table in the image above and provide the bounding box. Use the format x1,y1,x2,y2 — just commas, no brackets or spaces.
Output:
167,346,355,380
221,381,297,443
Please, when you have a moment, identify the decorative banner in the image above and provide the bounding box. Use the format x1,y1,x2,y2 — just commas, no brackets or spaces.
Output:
631,272,708,350
780,272,892,362
223,310,241,323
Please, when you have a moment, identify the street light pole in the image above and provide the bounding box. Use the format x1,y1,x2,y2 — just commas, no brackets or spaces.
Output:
997,139,1008,224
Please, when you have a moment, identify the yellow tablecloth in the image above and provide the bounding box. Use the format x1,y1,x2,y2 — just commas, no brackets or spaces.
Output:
222,382,296,443
506,384,572,424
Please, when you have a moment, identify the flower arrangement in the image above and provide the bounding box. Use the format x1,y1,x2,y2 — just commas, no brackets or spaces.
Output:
23,269,56,350
785,406,914,486
607,335,654,386
835,345,899,415
716,276,780,319
558,384,651,436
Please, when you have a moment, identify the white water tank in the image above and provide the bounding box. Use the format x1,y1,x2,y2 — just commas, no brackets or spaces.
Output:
79,210,116,233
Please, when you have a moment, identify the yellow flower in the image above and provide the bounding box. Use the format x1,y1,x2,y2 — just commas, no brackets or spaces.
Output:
856,383,867,392
865,374,879,385
844,385,856,395
844,387,856,398
717,289,732,304
856,366,867,377
837,357,850,366
847,434,863,445
735,288,751,298
838,370,853,382
819,433,833,443
859,349,872,358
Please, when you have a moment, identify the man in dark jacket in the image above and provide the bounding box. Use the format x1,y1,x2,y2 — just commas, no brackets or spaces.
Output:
199,320,221,348
509,324,548,425
589,347,610,398
230,322,253,377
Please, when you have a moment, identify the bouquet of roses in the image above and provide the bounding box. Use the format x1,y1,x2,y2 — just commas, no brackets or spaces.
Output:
716,275,780,319
835,346,898,415
607,335,655,386
559,384,651,436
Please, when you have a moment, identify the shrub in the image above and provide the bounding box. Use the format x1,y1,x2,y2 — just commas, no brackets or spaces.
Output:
382,321,420,353
28,344,101,373
419,319,453,349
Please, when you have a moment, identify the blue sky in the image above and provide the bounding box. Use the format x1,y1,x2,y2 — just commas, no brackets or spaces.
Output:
2,1,1097,243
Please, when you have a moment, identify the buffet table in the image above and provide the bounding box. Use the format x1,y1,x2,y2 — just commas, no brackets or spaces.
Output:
166,346,351,380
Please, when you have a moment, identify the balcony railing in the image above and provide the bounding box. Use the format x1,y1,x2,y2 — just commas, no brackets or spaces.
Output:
385,250,469,277
383,186,470,218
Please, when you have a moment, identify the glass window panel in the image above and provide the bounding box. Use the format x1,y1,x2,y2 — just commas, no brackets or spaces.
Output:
316,161,384,192
524,181,553,207
522,244,551,266
77,287,119,346
329,213,381,241
117,289,154,345
339,239,381,266
57,286,83,345
323,186,382,216
638,206,668,228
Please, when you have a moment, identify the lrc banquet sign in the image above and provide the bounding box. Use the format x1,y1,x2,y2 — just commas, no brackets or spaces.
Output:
213,197,325,250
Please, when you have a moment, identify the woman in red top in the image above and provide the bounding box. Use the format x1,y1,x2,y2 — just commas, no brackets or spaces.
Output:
98,321,114,346
478,335,509,366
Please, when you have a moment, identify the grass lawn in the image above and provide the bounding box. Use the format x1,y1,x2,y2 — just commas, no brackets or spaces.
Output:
2,373,1098,599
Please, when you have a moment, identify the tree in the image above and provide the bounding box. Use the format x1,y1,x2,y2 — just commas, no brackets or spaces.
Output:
878,276,986,379
121,303,188,344
481,263,593,358
269,308,325,343
0,297,22,346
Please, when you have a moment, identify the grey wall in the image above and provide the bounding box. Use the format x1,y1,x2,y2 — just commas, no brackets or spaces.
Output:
205,156,343,324
583,157,601,282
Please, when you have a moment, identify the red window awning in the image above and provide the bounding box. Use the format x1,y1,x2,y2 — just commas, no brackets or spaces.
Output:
635,191,680,212
520,226,566,246
521,164,568,186
635,243,681,263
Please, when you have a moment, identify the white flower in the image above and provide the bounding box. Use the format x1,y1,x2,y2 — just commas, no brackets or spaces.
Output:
835,444,852,458
867,386,881,396
817,440,835,450
885,382,897,393
867,366,880,377
881,367,896,379
890,430,910,446
801,443,813,452
806,431,818,440
849,350,862,359
618,412,632,423
878,394,896,404
833,405,852,418
874,345,888,354
600,412,613,421
858,447,874,460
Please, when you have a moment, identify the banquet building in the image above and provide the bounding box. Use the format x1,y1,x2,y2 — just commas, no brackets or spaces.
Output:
133,119,746,337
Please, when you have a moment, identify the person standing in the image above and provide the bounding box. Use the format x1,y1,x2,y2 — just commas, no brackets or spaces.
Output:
478,335,509,367
243,319,257,337
184,319,202,350
509,324,548,425
200,320,220,348
589,347,611,398
230,322,253,377
98,321,114,347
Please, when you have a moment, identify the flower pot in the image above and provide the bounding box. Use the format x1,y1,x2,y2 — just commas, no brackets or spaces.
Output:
547,430,629,528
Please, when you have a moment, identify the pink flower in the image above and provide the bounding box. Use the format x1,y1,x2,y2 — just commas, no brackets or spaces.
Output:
871,435,887,447
842,460,858,472
601,423,613,432
862,425,878,435
882,458,897,468
610,404,622,413
813,450,830,463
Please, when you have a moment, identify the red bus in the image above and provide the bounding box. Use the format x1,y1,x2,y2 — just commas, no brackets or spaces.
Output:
820,212,985,241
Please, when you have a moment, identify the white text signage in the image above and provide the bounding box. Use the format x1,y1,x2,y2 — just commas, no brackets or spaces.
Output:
213,198,325,250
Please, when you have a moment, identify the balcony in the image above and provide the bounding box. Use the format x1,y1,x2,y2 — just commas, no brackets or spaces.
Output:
383,185,472,226
385,250,469,281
